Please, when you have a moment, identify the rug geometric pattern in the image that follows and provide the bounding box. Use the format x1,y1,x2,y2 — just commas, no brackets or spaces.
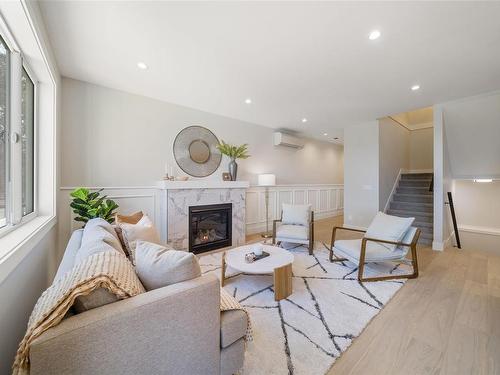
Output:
199,241,409,375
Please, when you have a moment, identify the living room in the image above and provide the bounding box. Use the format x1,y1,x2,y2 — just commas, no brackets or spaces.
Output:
1,2,500,375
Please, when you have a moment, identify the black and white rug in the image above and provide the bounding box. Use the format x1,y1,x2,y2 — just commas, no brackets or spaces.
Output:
199,241,410,375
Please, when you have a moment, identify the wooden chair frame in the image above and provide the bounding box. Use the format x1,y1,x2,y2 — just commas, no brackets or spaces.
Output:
272,210,314,255
329,226,421,282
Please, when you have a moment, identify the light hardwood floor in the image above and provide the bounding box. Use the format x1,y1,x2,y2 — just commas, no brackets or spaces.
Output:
247,216,500,375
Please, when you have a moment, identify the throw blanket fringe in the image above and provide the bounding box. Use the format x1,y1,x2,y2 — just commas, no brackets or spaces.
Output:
220,287,253,341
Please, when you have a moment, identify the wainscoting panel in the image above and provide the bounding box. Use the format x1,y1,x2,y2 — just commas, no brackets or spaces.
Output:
58,187,160,256
58,184,344,251
246,184,344,235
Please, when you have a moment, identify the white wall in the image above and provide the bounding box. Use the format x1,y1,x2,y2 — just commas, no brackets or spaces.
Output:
378,117,410,210
0,226,57,374
344,121,379,228
61,78,344,187
442,91,500,179
409,127,433,170
454,180,500,254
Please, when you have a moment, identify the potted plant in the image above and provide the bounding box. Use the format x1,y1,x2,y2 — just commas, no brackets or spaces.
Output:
70,187,119,225
216,141,250,181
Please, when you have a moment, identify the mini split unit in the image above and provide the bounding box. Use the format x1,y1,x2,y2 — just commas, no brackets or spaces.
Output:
273,132,304,149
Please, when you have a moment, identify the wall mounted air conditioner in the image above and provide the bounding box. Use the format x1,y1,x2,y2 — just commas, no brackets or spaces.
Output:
273,132,304,149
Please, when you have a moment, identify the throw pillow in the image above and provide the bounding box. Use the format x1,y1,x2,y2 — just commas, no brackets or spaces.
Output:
82,218,124,255
119,215,161,264
135,241,201,290
365,212,414,251
116,211,143,224
282,204,311,226
114,211,144,256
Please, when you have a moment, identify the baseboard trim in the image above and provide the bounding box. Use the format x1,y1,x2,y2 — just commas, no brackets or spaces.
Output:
459,225,500,236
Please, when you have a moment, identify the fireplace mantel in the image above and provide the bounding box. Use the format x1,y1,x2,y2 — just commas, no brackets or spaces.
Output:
157,180,249,190
157,180,247,250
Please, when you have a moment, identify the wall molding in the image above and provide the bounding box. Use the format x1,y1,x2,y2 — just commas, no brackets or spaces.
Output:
459,225,500,237
246,184,343,235
59,184,344,241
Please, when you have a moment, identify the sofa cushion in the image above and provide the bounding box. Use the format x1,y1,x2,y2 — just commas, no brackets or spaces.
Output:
221,338,245,375
220,309,248,349
135,241,201,290
81,218,124,255
276,224,309,240
73,286,119,313
365,212,414,251
54,229,83,282
282,204,311,226
118,215,160,264
334,239,407,263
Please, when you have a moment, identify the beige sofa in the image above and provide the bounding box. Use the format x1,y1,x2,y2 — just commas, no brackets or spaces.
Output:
29,229,247,375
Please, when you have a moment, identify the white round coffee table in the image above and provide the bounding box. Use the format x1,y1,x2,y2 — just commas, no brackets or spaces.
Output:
221,244,294,301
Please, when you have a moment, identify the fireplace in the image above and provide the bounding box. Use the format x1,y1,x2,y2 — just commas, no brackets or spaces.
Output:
189,203,232,254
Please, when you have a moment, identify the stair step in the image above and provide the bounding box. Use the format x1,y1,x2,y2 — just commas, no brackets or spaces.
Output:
401,173,433,180
393,193,433,204
396,187,432,195
418,237,433,246
399,179,432,188
414,221,433,229
387,209,433,221
389,201,433,213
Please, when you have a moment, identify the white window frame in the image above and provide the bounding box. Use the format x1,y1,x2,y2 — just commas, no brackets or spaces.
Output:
0,30,38,238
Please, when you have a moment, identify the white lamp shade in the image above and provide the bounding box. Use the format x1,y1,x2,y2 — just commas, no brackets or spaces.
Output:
258,174,276,186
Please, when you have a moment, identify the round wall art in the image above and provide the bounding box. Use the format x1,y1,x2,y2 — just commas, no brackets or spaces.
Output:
173,126,222,177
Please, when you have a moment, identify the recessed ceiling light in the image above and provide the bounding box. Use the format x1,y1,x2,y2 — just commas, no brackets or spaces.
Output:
474,179,493,183
411,84,420,91
323,133,328,136
245,98,252,104
302,118,308,123
368,30,381,40
137,62,148,70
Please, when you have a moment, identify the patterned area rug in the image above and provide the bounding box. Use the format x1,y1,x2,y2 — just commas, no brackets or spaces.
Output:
199,241,410,375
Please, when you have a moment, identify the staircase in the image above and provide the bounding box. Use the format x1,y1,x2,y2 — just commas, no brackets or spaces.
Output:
387,173,433,246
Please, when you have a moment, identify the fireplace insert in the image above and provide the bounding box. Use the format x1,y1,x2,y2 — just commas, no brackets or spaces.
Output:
188,203,232,254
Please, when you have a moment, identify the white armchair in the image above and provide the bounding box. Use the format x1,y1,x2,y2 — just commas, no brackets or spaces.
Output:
272,204,314,255
329,212,421,282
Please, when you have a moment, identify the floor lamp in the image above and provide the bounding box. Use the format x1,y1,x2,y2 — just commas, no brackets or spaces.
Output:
258,174,276,238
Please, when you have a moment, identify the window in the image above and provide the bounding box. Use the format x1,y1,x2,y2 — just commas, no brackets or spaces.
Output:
0,33,36,232
0,36,8,227
21,68,34,216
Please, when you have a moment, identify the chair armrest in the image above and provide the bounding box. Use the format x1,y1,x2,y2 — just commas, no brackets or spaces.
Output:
30,274,221,375
330,226,366,248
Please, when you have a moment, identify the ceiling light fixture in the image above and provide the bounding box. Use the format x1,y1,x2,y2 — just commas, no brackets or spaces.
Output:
368,30,381,40
323,133,328,136
411,84,420,91
137,62,148,70
245,98,252,104
474,179,493,183
302,118,308,123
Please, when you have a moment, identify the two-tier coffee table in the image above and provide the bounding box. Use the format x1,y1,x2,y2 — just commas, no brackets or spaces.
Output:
221,244,294,301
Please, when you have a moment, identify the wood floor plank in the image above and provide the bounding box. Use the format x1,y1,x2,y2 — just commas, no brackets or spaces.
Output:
246,216,500,375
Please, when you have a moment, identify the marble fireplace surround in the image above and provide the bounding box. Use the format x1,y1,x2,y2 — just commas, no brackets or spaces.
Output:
157,180,249,251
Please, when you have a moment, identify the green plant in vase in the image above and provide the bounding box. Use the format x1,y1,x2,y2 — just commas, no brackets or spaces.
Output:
70,187,119,225
216,140,250,181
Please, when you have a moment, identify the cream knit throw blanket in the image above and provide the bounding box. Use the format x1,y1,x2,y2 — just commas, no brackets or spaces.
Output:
12,251,145,375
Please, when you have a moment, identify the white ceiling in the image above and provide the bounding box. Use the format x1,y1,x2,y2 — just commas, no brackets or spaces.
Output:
391,106,433,130
38,1,500,142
